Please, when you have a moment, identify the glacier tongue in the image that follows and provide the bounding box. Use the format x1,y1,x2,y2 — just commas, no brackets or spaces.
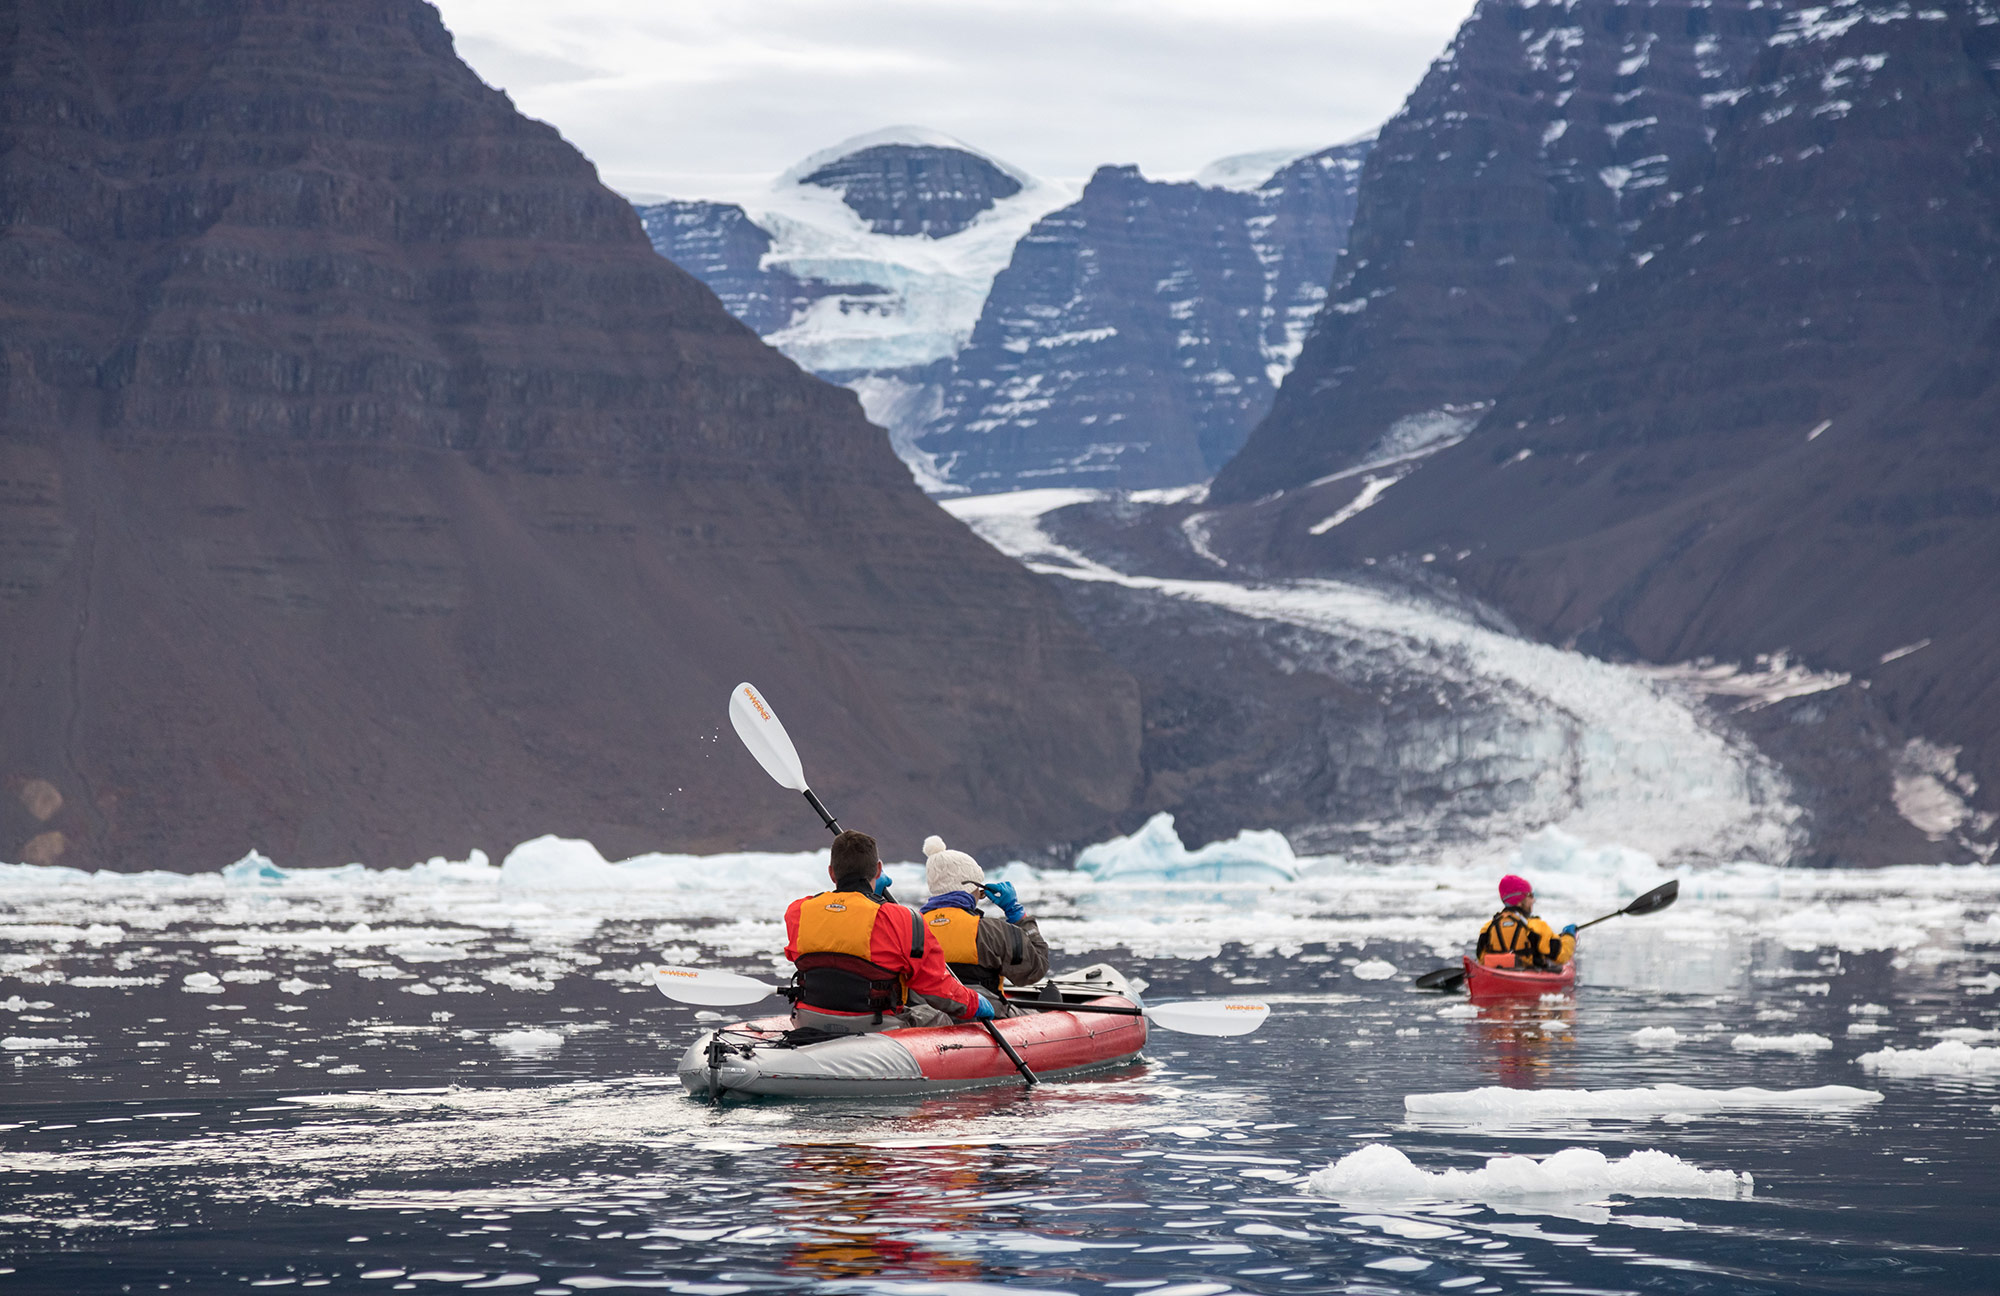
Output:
944,489,1802,869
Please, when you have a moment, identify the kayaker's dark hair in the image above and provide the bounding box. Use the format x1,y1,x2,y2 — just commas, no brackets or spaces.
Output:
830,830,879,888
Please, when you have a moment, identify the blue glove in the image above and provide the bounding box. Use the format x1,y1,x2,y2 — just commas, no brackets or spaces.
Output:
972,995,996,1021
981,880,1025,924
870,874,894,900
1560,923,1577,937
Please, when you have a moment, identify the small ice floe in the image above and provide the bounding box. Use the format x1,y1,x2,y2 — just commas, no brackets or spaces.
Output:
3,1036,66,1050
1731,1033,1832,1053
490,1029,564,1056
1857,1040,2000,1077
1631,1026,1683,1049
1307,1144,1752,1203
1351,959,1398,981
180,972,223,994
1404,1083,1878,1125
278,978,328,995
1435,1003,1479,1020
1962,972,2000,995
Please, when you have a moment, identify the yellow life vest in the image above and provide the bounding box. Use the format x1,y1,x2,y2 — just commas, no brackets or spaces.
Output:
925,906,999,991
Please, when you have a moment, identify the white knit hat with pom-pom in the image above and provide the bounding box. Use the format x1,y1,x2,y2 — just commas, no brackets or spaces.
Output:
923,835,984,896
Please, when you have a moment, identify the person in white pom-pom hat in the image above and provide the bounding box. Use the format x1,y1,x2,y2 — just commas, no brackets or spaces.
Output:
916,835,1050,1016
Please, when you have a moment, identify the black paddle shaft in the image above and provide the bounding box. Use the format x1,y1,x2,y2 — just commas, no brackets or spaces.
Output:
983,1019,1038,1088
802,789,841,834
1000,997,1143,1019
1574,879,1680,932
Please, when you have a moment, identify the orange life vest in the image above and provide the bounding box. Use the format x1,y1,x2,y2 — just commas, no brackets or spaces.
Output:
1477,908,1570,970
925,906,999,991
792,890,921,1017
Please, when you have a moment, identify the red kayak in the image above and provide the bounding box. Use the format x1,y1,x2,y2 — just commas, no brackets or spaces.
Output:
676,964,1148,1097
1462,954,1576,999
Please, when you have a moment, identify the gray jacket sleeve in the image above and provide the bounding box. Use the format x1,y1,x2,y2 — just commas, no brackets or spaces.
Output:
977,912,1050,987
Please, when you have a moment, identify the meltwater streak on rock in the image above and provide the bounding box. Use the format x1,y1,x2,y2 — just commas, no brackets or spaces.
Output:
0,3,1142,868
945,490,1801,869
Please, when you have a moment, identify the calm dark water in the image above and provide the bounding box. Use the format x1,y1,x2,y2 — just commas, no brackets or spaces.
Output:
5,923,1998,1296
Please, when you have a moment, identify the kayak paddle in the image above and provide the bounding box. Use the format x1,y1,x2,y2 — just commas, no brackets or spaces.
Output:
729,682,842,835
653,966,1270,1036
1574,878,1679,930
1411,879,1682,991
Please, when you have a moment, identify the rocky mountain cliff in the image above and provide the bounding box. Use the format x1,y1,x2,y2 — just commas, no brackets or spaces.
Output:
0,0,1142,869
913,141,1371,492
798,142,1024,238
1253,0,2000,857
640,136,1369,494
1212,0,1787,503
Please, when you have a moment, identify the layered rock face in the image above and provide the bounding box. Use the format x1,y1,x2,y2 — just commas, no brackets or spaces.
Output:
1212,0,1785,503
915,142,1371,492
1292,0,2000,852
0,0,1142,868
799,143,1023,238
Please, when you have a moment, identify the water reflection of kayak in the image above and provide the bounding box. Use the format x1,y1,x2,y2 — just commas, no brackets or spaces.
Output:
1461,954,1577,1000
675,964,1148,1099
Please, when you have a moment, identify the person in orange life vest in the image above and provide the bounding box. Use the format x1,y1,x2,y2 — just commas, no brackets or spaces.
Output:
915,836,1050,1017
1477,874,1577,970
782,828,990,1035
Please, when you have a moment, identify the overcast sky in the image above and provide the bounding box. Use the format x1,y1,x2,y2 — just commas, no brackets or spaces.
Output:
429,0,1476,201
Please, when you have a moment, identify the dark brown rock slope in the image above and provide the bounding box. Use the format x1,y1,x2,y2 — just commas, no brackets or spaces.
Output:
0,0,1141,869
1279,0,2000,850
1211,0,1786,503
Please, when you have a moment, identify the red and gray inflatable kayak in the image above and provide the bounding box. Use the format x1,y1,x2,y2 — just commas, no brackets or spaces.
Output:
675,964,1148,1098
1461,954,1577,999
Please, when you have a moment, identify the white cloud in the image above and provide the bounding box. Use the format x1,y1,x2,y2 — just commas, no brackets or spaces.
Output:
430,0,1474,198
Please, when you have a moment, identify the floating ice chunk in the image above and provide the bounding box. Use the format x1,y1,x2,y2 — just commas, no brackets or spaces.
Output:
1435,1003,1479,1020
1631,1026,1682,1048
1962,972,2000,995
1732,1033,1832,1053
223,851,287,885
1857,1040,2000,1077
1932,1027,2000,1043
181,972,223,994
1351,959,1398,981
1847,1023,1887,1036
278,978,328,995
1074,813,1299,883
490,1029,564,1056
1404,1083,1878,1124
220,969,273,984
1307,1143,1751,1203
2,1036,65,1049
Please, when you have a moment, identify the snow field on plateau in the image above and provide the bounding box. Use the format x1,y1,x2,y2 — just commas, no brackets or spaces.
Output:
942,489,1801,871
718,127,1078,375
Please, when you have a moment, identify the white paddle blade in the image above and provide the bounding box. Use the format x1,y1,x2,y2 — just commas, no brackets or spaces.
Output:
729,683,809,793
653,966,778,1007
1147,999,1270,1037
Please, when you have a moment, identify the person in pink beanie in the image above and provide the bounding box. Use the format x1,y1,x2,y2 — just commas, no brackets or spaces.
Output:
1476,874,1576,970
